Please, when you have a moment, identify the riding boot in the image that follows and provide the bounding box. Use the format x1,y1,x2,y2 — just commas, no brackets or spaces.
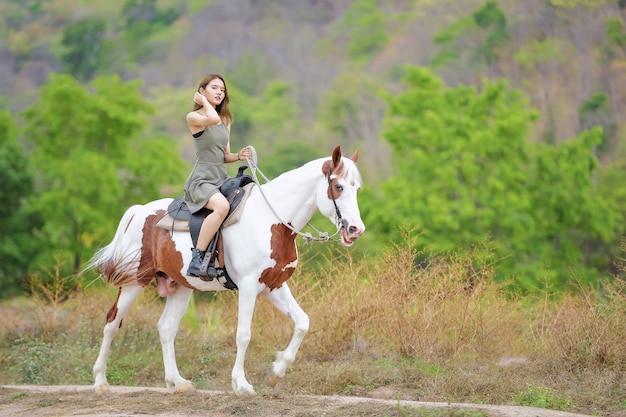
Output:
187,248,206,277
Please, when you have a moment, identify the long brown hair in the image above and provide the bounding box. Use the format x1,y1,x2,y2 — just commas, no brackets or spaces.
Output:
193,74,233,126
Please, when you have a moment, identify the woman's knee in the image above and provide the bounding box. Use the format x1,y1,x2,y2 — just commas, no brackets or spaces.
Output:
208,194,229,218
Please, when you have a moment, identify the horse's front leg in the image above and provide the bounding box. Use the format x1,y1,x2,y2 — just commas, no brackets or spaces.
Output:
261,283,310,387
158,286,194,392
93,285,144,394
231,280,259,395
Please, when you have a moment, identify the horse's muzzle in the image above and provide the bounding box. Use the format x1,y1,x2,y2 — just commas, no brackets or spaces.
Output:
340,224,364,246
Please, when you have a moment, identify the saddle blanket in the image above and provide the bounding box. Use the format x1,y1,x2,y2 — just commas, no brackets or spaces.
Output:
156,182,255,232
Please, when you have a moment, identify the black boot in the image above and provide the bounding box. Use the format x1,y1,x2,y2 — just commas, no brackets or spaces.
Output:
187,248,206,277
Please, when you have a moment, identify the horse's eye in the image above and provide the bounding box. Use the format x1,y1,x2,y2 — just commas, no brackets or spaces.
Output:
335,184,343,192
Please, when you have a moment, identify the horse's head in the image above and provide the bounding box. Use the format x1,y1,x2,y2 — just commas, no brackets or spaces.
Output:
319,146,366,246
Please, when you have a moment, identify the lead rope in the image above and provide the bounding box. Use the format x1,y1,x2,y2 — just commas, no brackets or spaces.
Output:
243,145,343,244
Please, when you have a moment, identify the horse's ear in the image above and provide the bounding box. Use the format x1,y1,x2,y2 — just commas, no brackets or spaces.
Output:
332,146,342,167
350,149,359,163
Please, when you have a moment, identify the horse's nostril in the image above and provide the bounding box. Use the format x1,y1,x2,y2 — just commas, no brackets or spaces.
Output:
349,226,359,235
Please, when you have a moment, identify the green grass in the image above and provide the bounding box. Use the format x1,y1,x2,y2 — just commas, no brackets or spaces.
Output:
516,384,573,411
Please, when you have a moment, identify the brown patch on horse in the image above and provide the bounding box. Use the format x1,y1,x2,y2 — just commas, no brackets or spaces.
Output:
259,223,298,290
138,211,193,290
106,289,122,327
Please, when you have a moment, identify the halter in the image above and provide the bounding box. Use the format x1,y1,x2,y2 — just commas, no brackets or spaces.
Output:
244,146,346,244
326,159,349,231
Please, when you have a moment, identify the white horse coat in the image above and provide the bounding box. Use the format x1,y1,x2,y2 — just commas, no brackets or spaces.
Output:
87,146,365,395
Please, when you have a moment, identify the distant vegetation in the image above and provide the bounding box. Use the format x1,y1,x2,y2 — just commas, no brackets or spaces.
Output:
1,1,626,294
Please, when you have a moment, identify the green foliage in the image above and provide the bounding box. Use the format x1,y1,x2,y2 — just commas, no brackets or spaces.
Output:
9,339,54,384
228,52,275,96
365,65,614,290
578,93,613,152
2,0,46,32
60,17,108,82
473,1,509,66
0,110,43,298
338,0,388,64
250,81,299,144
259,141,325,179
524,127,613,288
230,80,302,153
21,73,187,275
602,17,626,61
431,1,509,70
513,39,566,69
595,165,626,269
120,0,181,61
431,17,475,68
122,0,181,29
606,18,626,47
317,71,386,144
516,384,573,411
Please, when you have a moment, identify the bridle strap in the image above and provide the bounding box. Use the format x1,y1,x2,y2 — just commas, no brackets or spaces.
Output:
244,146,344,244
326,161,348,230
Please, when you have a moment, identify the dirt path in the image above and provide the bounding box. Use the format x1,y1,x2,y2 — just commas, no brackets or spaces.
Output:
1,385,593,417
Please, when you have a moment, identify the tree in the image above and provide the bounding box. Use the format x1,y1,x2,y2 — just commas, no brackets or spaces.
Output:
230,80,302,157
21,73,188,274
364,65,614,290
578,93,613,154
473,1,509,70
259,142,324,179
337,0,388,64
431,1,509,77
316,71,389,185
120,0,181,61
60,17,108,82
0,110,43,298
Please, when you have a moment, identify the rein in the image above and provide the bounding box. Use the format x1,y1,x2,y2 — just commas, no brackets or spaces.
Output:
244,146,345,244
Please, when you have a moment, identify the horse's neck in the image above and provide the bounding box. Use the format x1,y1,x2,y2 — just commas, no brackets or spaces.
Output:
260,161,322,229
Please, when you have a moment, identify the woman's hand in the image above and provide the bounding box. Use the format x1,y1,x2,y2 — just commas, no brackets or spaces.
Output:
194,92,208,107
238,146,252,161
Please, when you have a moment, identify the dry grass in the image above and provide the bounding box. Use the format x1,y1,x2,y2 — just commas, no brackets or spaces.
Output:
1,233,625,415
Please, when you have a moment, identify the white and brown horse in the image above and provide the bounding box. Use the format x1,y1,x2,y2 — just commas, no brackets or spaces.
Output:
86,146,364,395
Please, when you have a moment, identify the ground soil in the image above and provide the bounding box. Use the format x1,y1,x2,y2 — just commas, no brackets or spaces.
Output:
1,385,595,417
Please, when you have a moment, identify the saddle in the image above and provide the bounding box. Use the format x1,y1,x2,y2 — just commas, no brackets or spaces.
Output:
156,165,255,290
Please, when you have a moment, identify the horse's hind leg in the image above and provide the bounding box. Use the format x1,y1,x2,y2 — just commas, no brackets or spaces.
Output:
158,286,194,392
261,284,310,387
93,285,144,394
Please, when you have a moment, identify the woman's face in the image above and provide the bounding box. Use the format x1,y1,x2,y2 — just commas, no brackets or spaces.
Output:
200,78,226,107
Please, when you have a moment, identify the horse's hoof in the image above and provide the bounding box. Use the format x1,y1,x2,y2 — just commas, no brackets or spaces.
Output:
175,382,195,393
93,384,111,395
235,389,257,396
233,383,256,396
266,372,281,387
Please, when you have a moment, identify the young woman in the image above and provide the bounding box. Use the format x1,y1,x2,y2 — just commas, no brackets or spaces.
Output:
184,74,251,278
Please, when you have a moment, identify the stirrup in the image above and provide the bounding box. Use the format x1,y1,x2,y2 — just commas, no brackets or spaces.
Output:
200,237,218,281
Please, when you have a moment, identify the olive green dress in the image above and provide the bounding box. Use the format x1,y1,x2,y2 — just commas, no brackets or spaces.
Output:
184,123,229,214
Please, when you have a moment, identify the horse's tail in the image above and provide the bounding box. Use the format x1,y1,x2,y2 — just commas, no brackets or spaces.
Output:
84,205,144,287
